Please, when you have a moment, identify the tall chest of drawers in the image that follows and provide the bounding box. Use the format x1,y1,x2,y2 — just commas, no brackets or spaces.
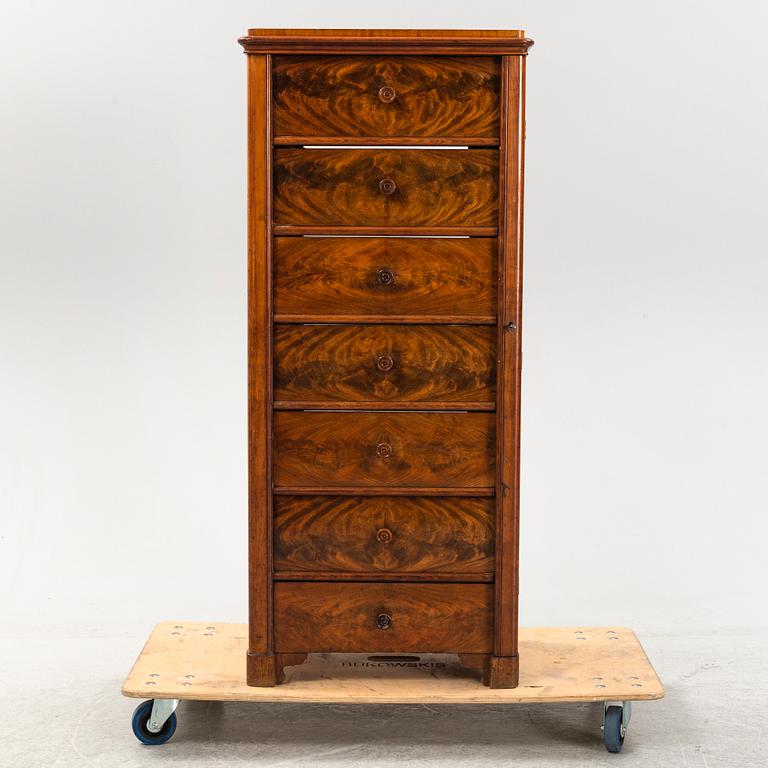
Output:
238,29,534,688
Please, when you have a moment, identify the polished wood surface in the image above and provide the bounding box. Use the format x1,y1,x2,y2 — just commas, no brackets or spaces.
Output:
274,237,497,321
491,56,526,686
246,652,308,687
273,56,499,140
274,486,495,497
273,411,495,489
274,402,495,412
273,149,498,228
242,29,531,688
239,29,534,56
273,324,496,405
274,582,494,653
273,136,498,146
249,29,527,38
245,54,273,684
273,496,494,578
274,225,497,236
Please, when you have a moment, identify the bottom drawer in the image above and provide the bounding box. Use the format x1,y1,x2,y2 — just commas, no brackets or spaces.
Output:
274,582,493,653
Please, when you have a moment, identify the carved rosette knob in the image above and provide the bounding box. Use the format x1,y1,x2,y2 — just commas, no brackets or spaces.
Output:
376,613,393,630
378,85,397,103
376,268,395,286
376,354,394,372
376,527,393,544
379,178,397,195
376,442,392,459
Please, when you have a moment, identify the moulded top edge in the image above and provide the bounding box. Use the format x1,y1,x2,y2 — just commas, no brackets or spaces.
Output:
246,28,526,38
239,29,533,54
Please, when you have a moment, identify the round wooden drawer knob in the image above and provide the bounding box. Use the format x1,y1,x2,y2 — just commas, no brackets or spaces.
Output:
376,268,395,286
376,442,392,459
376,527,393,543
378,86,397,103
376,613,393,630
376,354,394,372
379,178,397,195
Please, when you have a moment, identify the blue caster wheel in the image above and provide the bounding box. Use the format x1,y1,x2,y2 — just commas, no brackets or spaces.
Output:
131,700,177,745
603,705,625,753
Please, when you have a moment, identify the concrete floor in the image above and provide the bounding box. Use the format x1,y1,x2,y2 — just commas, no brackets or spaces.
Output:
1,630,765,767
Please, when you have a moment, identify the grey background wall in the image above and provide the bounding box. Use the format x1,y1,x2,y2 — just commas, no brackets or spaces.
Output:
1,1,766,637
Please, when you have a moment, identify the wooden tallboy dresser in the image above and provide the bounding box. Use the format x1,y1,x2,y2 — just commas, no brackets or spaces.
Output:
237,29,534,688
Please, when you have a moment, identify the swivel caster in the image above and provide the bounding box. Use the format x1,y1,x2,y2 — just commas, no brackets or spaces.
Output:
602,701,631,753
131,699,178,745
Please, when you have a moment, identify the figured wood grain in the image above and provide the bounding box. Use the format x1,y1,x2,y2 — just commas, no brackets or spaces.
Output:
273,149,498,228
274,582,494,653
273,324,496,404
273,56,499,140
274,571,491,582
273,136,499,146
273,486,494,497
273,411,495,489
274,226,497,236
273,402,494,412
274,237,497,320
273,496,494,577
275,319,494,327
240,29,532,688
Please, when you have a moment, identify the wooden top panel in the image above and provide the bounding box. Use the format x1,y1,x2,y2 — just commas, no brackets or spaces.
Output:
123,622,664,704
239,29,533,55
248,29,527,38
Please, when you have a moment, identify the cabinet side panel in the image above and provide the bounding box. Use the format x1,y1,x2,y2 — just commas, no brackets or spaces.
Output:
248,54,273,656
495,55,525,658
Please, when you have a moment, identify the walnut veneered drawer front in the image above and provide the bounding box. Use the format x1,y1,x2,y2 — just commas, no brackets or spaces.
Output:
273,237,498,322
273,411,495,491
273,149,498,231
274,324,496,407
272,55,500,143
274,582,494,653
274,496,495,579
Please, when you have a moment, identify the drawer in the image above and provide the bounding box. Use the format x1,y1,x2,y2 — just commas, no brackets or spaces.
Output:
274,324,496,406
274,582,494,653
273,236,497,321
273,411,495,490
273,496,495,579
273,149,498,229
273,55,500,142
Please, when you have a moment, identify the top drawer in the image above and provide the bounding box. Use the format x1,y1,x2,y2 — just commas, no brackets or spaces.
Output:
272,56,500,143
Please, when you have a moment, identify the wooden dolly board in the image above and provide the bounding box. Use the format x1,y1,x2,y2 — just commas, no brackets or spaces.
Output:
123,622,664,753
